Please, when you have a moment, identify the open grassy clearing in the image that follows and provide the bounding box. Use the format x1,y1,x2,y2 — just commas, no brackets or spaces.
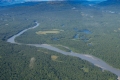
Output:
36,29,64,35
51,55,58,61
81,67,89,73
36,31,60,34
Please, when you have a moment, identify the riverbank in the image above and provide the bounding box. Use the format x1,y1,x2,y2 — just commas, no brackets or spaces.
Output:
7,22,120,78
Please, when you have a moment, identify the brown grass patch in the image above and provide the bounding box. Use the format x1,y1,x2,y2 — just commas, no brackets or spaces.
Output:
51,55,58,61
36,31,60,35
36,29,64,35
29,57,36,69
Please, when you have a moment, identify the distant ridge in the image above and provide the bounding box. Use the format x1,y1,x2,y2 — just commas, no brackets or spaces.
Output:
0,0,25,6
0,0,120,6
98,0,120,6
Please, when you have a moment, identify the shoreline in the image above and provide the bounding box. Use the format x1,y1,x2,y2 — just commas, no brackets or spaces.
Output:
7,22,120,78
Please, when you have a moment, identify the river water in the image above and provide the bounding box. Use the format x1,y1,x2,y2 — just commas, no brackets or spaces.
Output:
7,22,120,77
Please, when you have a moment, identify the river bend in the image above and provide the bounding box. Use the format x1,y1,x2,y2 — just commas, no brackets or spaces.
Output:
7,22,120,78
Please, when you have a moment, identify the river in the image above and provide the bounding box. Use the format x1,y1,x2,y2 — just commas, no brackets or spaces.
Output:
7,22,120,78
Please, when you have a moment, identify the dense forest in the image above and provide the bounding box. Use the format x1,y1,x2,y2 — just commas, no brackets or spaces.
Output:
0,2,119,80
0,40,117,80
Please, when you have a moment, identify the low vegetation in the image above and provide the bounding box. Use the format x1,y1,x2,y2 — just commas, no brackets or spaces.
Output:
36,30,60,35
51,55,58,61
